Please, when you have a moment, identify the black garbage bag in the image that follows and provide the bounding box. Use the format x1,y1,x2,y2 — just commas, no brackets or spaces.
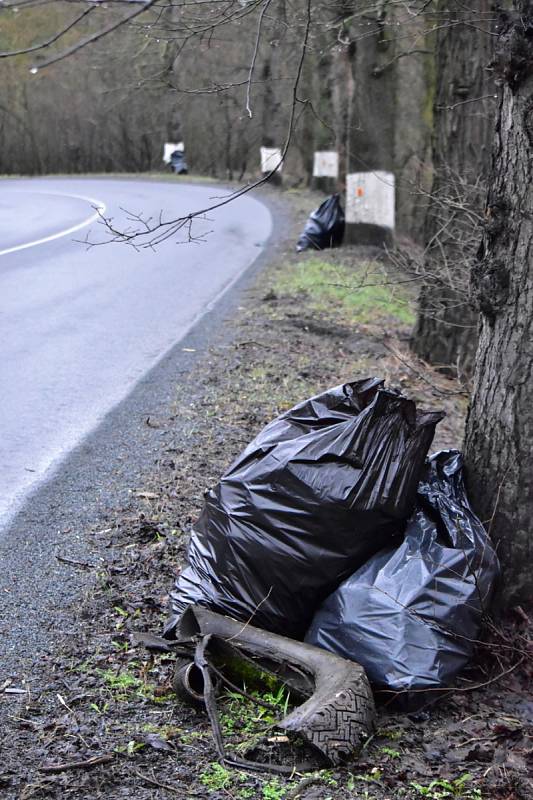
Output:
296,194,345,252
305,450,499,707
165,378,444,639
170,150,188,175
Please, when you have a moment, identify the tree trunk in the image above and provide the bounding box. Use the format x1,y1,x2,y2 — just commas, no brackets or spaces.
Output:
464,1,533,607
411,1,494,380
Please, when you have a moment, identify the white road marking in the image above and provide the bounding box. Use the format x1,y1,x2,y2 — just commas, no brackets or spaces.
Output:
0,191,106,257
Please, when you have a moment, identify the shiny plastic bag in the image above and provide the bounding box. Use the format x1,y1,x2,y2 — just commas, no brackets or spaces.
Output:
296,194,345,252
305,450,499,707
165,379,443,639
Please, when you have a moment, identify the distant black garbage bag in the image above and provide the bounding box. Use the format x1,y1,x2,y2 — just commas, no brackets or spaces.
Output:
170,150,188,175
165,378,444,640
305,450,499,708
296,194,345,252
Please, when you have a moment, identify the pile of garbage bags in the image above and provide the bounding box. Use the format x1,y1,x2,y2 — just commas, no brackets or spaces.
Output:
167,379,499,706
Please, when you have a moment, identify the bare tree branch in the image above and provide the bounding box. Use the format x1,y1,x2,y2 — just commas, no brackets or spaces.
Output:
29,0,157,71
0,7,94,58
246,0,272,118
89,0,313,248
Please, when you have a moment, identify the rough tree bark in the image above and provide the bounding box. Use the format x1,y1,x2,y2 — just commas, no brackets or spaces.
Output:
465,1,533,607
331,5,397,178
411,0,494,379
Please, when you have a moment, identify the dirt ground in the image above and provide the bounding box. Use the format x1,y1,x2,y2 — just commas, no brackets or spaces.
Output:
1,188,531,800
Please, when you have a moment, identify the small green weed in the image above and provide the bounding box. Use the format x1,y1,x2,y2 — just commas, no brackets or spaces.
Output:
100,669,141,693
349,767,383,786
89,701,109,714
179,729,210,744
262,777,286,800
111,639,130,653
411,774,482,799
220,684,290,741
114,740,145,756
312,769,338,787
199,766,256,798
200,762,232,791
237,787,255,800
381,745,401,758
377,726,403,740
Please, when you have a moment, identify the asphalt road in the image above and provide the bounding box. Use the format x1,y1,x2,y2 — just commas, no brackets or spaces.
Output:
0,177,272,530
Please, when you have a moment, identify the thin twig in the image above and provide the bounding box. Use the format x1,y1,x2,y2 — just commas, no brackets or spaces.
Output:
0,7,94,58
225,586,273,642
39,754,114,773
56,555,97,569
246,0,272,118
381,340,468,397
33,1,157,70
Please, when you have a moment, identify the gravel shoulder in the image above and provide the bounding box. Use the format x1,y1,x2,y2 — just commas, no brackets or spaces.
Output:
1,186,531,800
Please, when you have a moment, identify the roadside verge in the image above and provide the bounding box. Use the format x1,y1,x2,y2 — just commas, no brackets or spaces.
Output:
5,187,526,800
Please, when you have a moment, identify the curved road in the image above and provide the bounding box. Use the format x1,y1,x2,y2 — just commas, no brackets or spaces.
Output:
0,177,272,529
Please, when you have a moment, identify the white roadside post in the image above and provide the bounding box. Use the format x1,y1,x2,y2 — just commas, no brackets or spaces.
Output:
260,146,283,185
312,151,339,192
163,142,184,165
345,171,395,246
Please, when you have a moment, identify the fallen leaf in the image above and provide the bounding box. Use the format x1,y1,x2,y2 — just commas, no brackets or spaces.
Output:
143,734,175,752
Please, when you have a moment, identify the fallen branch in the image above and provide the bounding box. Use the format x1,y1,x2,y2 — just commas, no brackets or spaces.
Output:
286,776,323,800
39,754,114,773
235,340,270,349
56,555,96,569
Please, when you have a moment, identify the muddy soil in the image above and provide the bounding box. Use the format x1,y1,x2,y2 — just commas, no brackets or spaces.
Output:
1,189,531,800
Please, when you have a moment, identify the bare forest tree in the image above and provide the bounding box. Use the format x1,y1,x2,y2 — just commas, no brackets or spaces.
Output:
410,0,496,380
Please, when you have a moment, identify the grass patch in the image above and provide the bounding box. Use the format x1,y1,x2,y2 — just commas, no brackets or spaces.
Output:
97,663,174,704
199,764,297,800
200,762,233,792
275,258,415,327
0,171,224,185
100,669,141,694
410,774,482,799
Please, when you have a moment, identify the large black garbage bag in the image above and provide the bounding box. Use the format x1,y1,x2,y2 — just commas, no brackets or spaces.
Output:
165,378,444,639
296,194,345,252
305,450,499,707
